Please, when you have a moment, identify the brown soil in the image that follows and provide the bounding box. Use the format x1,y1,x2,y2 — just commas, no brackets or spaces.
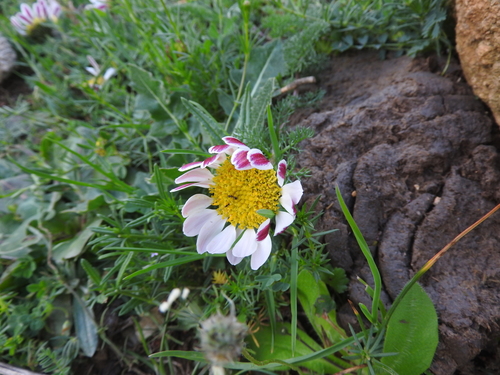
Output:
0,71,31,107
293,51,500,375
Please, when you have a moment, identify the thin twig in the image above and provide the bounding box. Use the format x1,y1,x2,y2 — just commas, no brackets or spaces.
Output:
275,76,316,96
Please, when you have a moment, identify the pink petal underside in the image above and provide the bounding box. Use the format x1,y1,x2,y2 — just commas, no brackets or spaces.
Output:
274,211,294,235
251,235,272,270
208,144,230,154
226,248,244,266
183,209,216,237
232,229,258,258
10,16,23,28
256,219,271,242
169,182,211,192
51,2,62,17
181,194,212,218
277,160,287,187
37,0,48,18
174,168,213,184
231,149,252,170
206,225,236,254
248,149,273,170
222,136,249,149
20,4,34,21
201,154,221,168
18,14,33,25
179,160,203,172
196,215,226,254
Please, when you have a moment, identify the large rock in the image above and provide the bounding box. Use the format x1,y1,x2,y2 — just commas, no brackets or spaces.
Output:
455,0,500,126
292,51,500,375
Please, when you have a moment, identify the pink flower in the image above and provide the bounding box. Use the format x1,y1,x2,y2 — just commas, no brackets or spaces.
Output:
171,137,303,270
10,0,61,36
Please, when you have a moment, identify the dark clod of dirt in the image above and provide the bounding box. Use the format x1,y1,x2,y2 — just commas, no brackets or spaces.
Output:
293,51,500,375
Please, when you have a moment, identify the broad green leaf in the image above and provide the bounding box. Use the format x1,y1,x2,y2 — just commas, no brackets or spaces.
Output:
297,270,346,346
73,295,98,357
129,64,166,100
247,322,342,374
181,98,226,142
231,40,287,96
382,283,438,375
52,218,102,262
243,79,275,137
0,215,42,259
232,83,251,136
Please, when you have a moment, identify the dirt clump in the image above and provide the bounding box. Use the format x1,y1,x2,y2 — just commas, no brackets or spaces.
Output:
293,51,500,375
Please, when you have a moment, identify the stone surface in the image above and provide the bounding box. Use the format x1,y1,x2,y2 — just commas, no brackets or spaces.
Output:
291,51,500,374
455,0,500,126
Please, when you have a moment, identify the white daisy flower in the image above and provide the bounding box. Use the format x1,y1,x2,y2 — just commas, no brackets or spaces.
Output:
85,55,116,90
171,137,303,270
10,0,61,36
85,0,109,11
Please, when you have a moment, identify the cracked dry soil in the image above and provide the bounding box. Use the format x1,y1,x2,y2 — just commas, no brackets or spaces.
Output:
292,51,500,375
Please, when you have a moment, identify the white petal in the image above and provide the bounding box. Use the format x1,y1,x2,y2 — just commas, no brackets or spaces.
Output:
226,248,244,266
251,235,272,270
280,180,303,214
20,4,34,22
206,225,236,254
183,209,216,237
103,67,116,81
196,215,226,254
86,55,100,72
232,229,258,258
222,136,249,149
274,211,294,235
85,66,98,76
175,168,213,184
181,194,212,218
179,160,203,172
170,182,211,192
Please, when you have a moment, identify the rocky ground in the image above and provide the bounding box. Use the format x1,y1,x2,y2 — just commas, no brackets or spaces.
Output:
292,51,500,375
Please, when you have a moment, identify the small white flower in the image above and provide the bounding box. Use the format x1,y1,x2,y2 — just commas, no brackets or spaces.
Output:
85,55,116,90
181,287,190,300
171,137,303,270
10,0,61,36
159,288,182,313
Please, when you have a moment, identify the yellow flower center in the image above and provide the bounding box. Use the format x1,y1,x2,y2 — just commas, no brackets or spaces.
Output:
26,18,44,35
209,158,281,230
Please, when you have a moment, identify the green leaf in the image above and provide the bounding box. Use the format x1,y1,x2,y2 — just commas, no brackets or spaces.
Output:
0,216,42,259
181,98,226,143
247,322,342,374
52,218,102,263
129,64,166,100
382,283,438,375
297,270,345,346
250,79,275,130
231,40,287,96
80,259,102,286
73,295,98,357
